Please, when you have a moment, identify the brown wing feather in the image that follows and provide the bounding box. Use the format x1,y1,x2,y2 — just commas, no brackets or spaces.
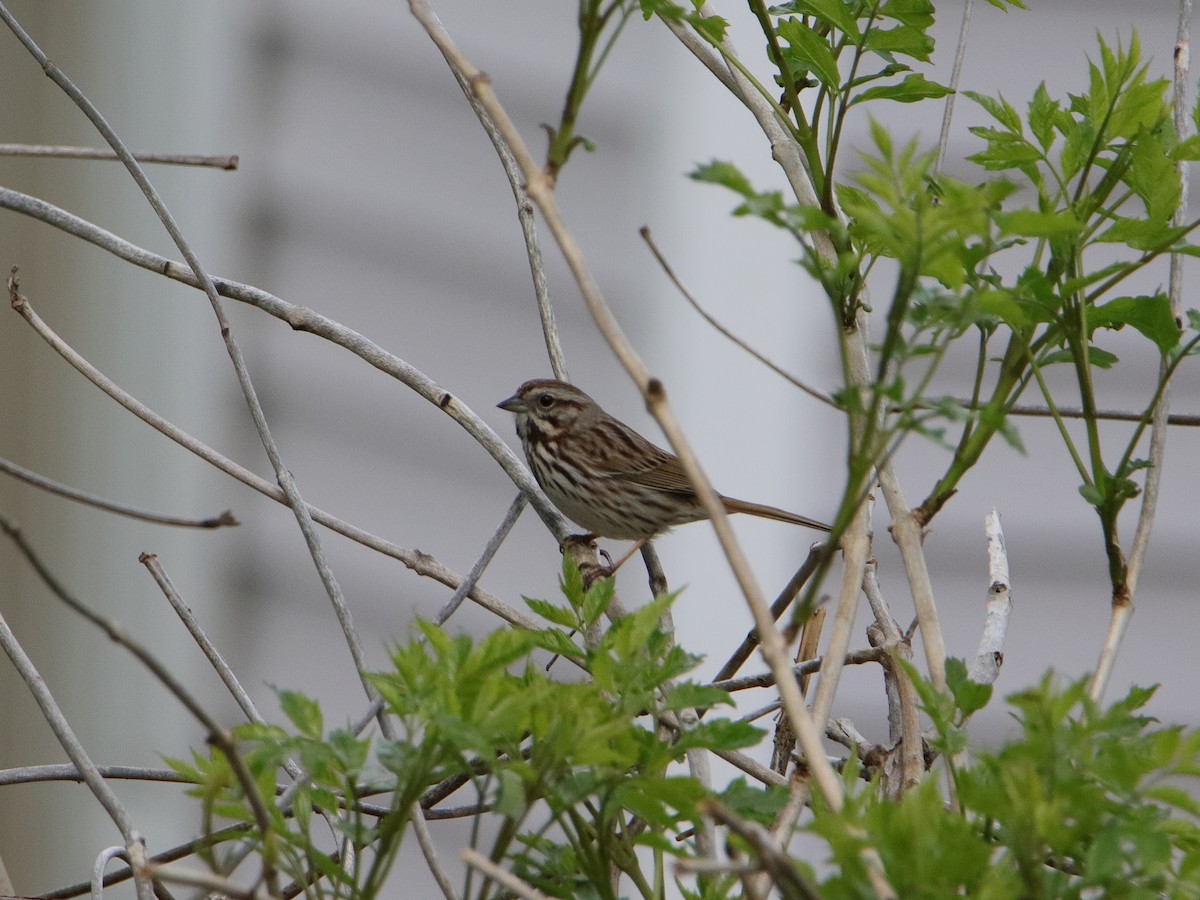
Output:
597,431,832,532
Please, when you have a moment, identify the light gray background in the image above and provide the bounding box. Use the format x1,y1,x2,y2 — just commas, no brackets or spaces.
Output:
0,1,1196,895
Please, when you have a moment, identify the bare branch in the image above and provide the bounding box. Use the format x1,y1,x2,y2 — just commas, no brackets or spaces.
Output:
0,454,237,528
933,0,975,177
461,848,548,900
0,9,368,744
712,542,826,683
409,0,848,820
640,226,836,408
0,515,153,900
0,143,237,169
0,513,280,894
0,186,567,538
7,282,541,632
711,647,886,693
967,510,1012,686
432,494,525,626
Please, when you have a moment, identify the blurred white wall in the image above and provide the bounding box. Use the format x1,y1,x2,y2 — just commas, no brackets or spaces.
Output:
0,0,1196,895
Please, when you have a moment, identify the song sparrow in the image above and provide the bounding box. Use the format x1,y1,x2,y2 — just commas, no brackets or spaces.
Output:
498,379,831,544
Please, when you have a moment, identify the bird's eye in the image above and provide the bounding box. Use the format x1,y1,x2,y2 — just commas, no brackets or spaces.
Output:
537,393,554,409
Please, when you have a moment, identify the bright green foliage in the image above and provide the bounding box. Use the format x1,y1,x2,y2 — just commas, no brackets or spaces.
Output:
167,584,1200,900
807,673,1200,898
169,563,765,899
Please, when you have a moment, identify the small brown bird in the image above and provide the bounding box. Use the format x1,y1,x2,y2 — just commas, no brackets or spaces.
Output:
498,379,830,552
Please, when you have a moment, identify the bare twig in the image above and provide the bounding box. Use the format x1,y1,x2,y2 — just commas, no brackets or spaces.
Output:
967,510,1012,686
0,143,237,168
433,493,526,625
0,516,154,900
91,847,131,900
36,822,252,900
460,848,549,900
933,0,975,177
640,226,836,408
0,454,236,528
712,543,826,683
711,647,886,693
1001,402,1200,427
7,282,542,633
141,863,273,900
0,513,280,895
698,799,822,900
409,0,847,819
140,553,263,723
863,562,923,794
0,8,375,742
0,186,567,538
411,806,458,900
422,10,567,382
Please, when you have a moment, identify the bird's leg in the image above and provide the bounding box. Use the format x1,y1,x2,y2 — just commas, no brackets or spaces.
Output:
601,538,649,578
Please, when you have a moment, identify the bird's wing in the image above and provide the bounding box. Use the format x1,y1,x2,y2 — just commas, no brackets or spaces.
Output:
597,441,698,496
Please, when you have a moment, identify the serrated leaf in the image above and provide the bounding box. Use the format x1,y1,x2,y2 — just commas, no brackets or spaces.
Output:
1090,294,1181,354
976,289,1034,328
277,689,323,738
529,627,584,660
772,0,861,39
995,209,1081,238
777,18,842,92
863,23,933,62
690,159,755,196
851,73,952,106
1028,82,1058,150
879,0,934,29
524,596,580,629
964,89,1023,132
663,682,735,711
581,575,615,627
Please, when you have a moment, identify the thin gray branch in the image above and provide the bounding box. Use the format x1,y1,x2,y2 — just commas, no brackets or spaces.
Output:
0,515,152,900
640,226,836,408
0,186,567,538
433,493,525,626
6,281,541,633
933,0,975,177
0,143,237,169
0,454,236,528
0,9,370,736
967,509,1012,686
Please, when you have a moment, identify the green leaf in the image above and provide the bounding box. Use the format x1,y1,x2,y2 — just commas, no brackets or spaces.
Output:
529,627,585,660
995,209,1081,238
878,0,934,29
777,18,843,92
1027,82,1058,150
581,575,615,627
946,657,993,715
863,24,933,62
976,289,1033,328
559,554,586,608
495,767,528,817
663,682,735,712
964,89,1023,132
277,689,323,738
1090,294,1181,354
851,73,952,106
524,596,579,629
690,159,755,196
771,0,861,40
1040,346,1119,368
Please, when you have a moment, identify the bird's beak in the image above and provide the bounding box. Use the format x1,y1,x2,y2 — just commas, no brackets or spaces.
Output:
497,394,524,413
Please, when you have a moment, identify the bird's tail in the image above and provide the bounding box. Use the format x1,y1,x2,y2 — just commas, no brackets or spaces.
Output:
721,497,831,532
